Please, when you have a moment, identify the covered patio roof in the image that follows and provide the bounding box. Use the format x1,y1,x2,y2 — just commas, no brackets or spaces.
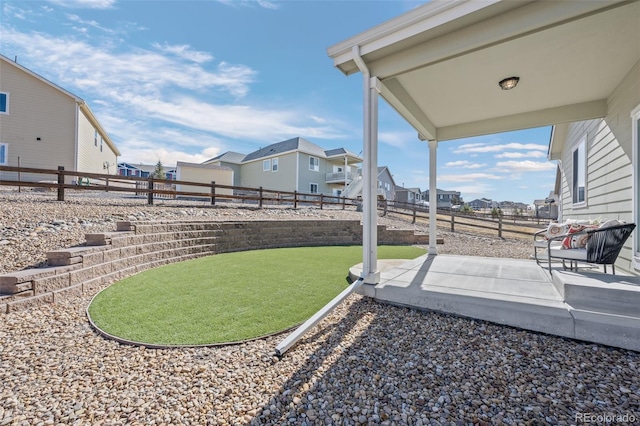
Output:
328,0,640,142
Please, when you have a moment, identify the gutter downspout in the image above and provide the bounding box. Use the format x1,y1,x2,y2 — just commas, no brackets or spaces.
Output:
275,277,364,357
352,45,380,285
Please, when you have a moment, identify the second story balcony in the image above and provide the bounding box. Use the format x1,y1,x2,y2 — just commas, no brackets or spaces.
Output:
325,171,356,184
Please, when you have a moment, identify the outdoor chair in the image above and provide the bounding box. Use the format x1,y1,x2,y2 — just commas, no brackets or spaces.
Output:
533,228,562,265
545,222,636,275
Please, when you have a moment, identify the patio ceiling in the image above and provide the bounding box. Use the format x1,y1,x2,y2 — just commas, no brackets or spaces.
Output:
328,0,640,142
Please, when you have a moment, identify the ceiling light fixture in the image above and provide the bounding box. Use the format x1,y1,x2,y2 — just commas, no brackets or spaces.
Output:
498,76,520,90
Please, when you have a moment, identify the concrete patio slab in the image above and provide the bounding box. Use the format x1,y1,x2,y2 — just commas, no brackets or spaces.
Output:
349,254,640,352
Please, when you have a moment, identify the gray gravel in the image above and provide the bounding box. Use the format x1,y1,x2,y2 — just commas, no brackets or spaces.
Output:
1,189,638,425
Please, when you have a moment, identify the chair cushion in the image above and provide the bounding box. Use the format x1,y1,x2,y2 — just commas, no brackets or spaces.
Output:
549,247,587,260
562,224,597,249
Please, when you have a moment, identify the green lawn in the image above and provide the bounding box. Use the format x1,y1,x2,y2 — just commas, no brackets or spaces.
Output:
88,245,426,346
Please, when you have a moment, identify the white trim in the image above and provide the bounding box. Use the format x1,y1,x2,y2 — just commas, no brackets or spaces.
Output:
0,92,9,115
631,103,640,270
572,135,587,208
0,142,8,165
309,156,319,172
309,182,319,194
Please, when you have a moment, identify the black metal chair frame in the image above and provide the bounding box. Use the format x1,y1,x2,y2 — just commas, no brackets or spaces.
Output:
545,223,636,275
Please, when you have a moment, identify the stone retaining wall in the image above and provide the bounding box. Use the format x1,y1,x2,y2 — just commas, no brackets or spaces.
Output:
0,220,432,313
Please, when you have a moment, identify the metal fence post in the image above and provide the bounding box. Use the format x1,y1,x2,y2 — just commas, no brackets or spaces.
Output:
147,178,154,205
294,191,298,209
211,181,216,205
259,187,263,208
57,166,65,201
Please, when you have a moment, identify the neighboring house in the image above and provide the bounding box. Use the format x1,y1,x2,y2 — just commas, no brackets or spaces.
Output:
533,191,559,220
202,151,245,186
0,54,120,182
549,57,640,274
175,161,233,199
203,137,362,197
117,162,176,180
423,189,462,209
467,198,494,211
376,166,396,200
395,186,421,204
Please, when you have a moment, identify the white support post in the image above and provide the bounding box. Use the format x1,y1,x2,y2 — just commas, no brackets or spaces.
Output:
428,140,438,255
362,77,380,285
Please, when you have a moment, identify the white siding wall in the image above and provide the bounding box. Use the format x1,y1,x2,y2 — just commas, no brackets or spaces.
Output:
559,60,640,274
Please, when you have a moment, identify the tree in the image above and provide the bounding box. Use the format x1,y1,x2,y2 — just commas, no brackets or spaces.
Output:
460,204,474,216
490,207,503,219
153,160,165,179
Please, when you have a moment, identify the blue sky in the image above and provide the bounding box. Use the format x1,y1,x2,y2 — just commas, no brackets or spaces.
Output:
1,0,556,204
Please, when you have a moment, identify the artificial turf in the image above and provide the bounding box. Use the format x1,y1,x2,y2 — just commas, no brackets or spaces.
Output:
87,245,426,345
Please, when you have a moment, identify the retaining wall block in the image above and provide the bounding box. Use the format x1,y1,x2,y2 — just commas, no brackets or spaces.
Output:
7,292,54,312
33,274,70,293
69,263,113,286
116,221,133,231
53,283,83,301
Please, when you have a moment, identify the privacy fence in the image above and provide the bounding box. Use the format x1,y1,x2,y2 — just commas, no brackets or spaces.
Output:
0,165,541,239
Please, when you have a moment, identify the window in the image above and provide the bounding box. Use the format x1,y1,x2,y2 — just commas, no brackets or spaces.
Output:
0,92,8,114
272,157,278,172
94,130,98,147
310,183,318,194
263,159,271,171
309,156,319,172
0,143,7,165
100,136,103,152
632,103,640,269
572,137,586,206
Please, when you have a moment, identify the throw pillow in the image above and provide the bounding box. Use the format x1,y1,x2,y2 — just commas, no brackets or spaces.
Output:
545,222,567,240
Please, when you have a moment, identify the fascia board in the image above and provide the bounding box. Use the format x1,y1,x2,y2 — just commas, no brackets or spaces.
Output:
327,0,499,75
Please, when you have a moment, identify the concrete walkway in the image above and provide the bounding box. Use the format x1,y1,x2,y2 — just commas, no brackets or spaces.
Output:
349,254,640,352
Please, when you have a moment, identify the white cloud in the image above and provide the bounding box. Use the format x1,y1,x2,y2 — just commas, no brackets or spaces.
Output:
496,160,557,173
444,160,486,169
47,0,116,9
454,183,496,198
379,131,419,149
151,43,214,64
453,142,547,154
216,0,280,9
439,173,502,182
66,13,114,33
495,151,546,159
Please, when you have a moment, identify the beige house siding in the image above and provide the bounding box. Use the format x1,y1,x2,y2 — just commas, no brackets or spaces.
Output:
0,55,120,183
175,162,233,199
0,58,76,181
76,109,118,177
557,59,640,274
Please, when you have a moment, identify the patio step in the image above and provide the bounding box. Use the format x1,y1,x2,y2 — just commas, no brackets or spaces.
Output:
552,270,640,351
0,219,431,313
